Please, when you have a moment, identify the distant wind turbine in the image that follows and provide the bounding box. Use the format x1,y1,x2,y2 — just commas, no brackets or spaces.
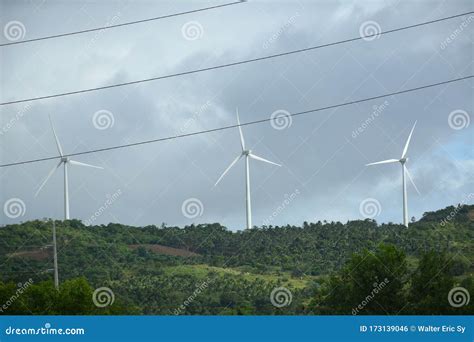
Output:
35,115,103,220
366,121,420,227
215,109,281,229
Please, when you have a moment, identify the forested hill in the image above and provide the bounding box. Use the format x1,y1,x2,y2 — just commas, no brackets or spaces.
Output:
1,204,473,276
0,204,472,315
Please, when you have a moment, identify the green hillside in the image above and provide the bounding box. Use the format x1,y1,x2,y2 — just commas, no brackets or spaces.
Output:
0,204,472,315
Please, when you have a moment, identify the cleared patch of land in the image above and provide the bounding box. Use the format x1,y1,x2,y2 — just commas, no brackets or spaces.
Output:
8,249,51,261
163,264,317,289
128,244,200,257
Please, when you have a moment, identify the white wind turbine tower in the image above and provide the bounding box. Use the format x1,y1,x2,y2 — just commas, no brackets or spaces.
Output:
35,115,103,220
215,109,281,229
366,121,420,227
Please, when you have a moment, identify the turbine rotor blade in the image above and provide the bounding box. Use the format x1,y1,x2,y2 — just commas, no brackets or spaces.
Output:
49,114,63,157
365,159,399,166
249,153,281,167
236,108,245,151
214,154,242,186
405,166,420,195
401,121,417,159
68,160,103,169
35,161,62,197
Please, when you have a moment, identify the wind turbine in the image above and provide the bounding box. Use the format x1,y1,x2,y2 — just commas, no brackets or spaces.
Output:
366,121,420,227
35,115,103,220
215,109,281,229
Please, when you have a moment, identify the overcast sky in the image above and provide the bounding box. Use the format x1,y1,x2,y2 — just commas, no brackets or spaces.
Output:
1,0,472,230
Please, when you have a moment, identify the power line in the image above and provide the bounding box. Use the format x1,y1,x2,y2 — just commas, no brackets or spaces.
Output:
1,11,471,106
0,1,245,47
1,75,471,168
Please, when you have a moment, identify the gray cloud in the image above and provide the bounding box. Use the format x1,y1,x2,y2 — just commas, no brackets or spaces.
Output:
1,0,473,229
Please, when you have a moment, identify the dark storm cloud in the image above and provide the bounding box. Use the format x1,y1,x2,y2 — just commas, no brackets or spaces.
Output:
1,0,472,229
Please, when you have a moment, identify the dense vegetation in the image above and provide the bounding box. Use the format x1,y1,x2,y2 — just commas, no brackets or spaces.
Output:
0,204,472,315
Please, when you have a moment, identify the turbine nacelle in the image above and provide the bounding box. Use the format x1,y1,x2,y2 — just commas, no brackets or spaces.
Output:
35,114,103,219
214,108,281,229
365,121,419,227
